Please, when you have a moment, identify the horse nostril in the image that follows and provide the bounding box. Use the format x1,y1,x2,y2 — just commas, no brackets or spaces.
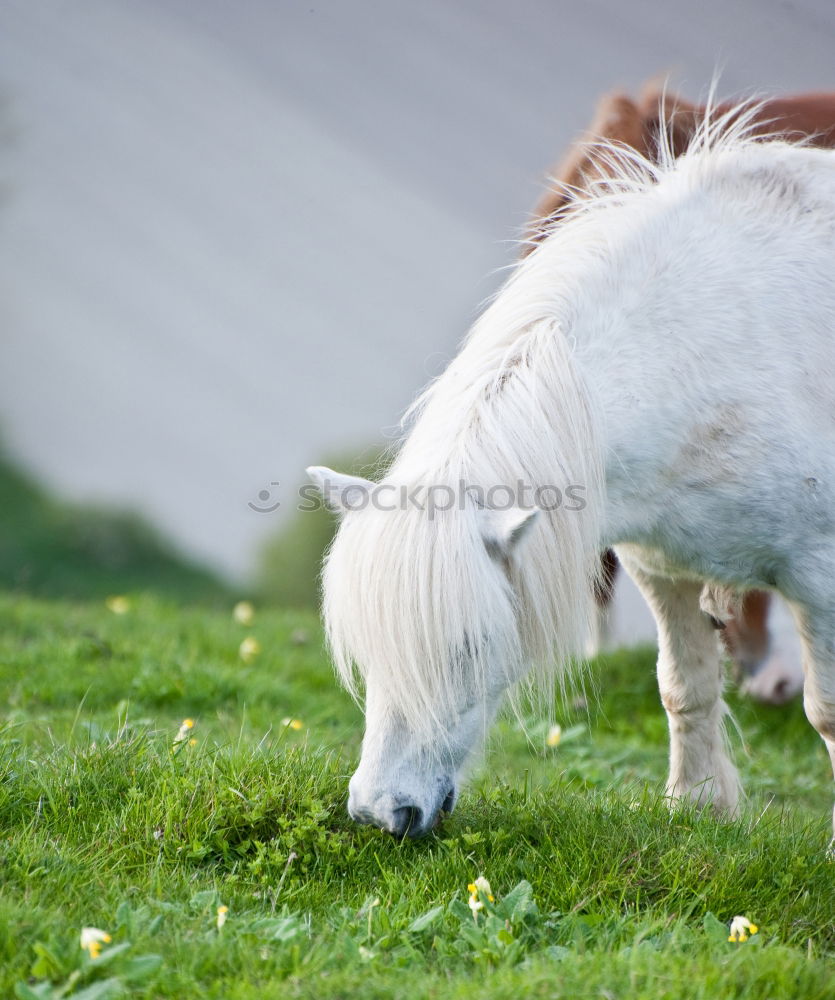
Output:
389,805,423,838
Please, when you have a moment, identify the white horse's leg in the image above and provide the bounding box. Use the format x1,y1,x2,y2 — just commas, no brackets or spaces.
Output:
788,603,835,846
619,555,741,814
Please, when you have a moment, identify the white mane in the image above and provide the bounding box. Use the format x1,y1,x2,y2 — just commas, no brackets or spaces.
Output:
321,97,796,736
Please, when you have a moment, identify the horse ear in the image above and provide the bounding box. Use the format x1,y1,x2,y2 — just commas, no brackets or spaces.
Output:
306,466,374,514
479,506,539,557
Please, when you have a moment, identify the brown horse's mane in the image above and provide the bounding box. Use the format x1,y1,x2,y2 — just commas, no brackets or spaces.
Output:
525,85,835,256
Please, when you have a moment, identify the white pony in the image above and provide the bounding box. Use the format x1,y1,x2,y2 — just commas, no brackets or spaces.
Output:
308,106,835,842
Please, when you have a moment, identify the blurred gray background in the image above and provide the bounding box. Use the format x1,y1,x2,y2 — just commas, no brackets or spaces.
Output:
0,0,832,635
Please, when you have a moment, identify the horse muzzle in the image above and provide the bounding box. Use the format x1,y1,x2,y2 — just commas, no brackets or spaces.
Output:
347,779,457,838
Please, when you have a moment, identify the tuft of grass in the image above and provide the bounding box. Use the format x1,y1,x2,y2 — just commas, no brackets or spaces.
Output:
0,592,832,999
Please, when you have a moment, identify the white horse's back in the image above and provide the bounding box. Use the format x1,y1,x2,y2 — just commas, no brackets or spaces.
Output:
558,141,835,593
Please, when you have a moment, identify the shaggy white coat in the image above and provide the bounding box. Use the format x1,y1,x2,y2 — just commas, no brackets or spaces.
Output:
310,104,835,839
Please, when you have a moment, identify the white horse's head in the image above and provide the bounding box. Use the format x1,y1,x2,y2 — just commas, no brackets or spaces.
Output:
307,465,539,837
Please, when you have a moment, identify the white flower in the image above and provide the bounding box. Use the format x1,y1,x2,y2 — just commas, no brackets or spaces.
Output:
217,904,229,930
728,915,759,942
105,596,129,615
80,927,111,959
473,876,494,902
467,874,494,919
233,601,254,625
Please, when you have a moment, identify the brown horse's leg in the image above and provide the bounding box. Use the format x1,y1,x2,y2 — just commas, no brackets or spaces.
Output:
719,591,802,704
720,590,771,678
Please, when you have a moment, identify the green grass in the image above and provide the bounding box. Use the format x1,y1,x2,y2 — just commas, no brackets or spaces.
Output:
0,592,833,999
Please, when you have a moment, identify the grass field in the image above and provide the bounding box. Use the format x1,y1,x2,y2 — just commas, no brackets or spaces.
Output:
1,591,833,999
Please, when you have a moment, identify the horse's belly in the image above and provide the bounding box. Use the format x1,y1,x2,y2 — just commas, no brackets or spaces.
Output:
612,455,835,593
613,539,771,590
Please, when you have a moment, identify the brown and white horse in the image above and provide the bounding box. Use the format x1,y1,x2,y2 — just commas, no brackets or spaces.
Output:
529,86,835,705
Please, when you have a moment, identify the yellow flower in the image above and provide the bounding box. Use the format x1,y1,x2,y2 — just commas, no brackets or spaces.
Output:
473,875,494,902
233,601,255,625
80,926,111,959
728,915,759,942
281,717,303,731
188,738,197,746
467,875,494,913
105,595,129,615
217,904,229,930
174,718,195,744
546,724,562,748
239,637,261,662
